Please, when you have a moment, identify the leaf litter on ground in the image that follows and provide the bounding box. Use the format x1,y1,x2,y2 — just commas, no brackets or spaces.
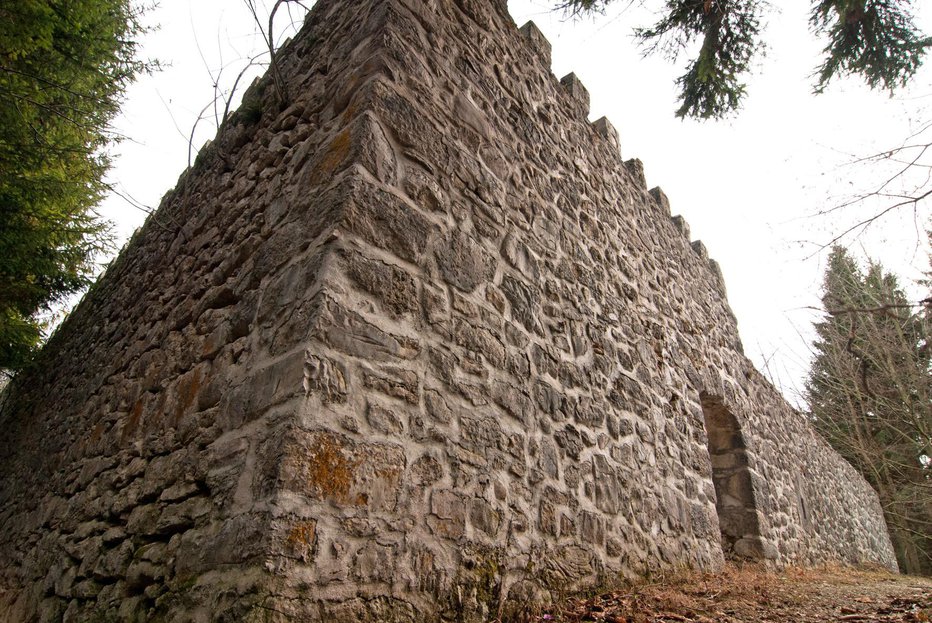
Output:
528,563,932,623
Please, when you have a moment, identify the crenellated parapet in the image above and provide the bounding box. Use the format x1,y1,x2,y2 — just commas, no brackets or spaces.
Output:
518,20,551,66
560,72,590,114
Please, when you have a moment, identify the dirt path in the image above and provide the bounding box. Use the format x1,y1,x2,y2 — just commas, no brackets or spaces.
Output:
533,565,932,623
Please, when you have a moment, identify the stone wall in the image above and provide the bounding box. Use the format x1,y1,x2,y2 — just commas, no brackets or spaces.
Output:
0,0,896,620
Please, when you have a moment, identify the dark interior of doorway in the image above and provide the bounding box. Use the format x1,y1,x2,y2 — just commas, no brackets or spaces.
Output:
700,392,766,560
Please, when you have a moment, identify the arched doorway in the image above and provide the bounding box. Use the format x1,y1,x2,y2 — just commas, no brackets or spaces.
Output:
700,392,768,560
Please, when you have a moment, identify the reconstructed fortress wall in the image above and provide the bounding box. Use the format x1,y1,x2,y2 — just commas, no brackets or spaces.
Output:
0,0,895,620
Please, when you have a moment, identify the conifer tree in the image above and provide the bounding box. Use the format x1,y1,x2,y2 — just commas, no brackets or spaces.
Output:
806,246,932,574
0,0,149,370
561,0,931,119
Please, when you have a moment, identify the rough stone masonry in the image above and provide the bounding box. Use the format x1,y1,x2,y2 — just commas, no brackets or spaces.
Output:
0,0,897,620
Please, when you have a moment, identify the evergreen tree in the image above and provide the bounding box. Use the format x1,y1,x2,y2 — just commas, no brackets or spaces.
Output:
560,0,931,119
806,246,932,574
0,0,149,370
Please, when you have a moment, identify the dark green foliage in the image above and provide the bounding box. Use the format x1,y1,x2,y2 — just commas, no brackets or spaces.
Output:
0,0,149,370
558,0,930,118
811,0,931,93
636,0,763,119
806,247,932,574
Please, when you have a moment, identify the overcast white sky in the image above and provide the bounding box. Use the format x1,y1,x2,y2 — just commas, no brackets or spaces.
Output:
99,0,932,406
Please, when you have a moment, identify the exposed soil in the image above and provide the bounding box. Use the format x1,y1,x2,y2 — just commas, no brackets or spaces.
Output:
531,564,932,623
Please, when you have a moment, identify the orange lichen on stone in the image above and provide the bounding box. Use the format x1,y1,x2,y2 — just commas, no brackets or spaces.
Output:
122,398,144,444
282,519,318,563
88,421,106,446
304,431,359,505
342,100,358,123
287,520,317,547
172,366,203,427
374,466,403,487
312,129,351,183
287,520,317,546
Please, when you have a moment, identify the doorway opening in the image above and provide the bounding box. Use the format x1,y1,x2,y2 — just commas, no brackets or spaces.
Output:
700,392,765,559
